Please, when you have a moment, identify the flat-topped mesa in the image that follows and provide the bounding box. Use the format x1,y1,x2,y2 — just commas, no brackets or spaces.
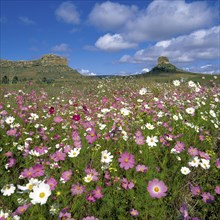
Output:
149,56,179,73
157,56,170,65
40,54,68,66
0,54,68,68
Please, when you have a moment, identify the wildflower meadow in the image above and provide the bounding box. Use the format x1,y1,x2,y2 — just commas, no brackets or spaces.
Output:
0,77,220,220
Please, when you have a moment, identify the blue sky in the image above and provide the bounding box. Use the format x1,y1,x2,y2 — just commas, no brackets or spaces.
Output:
0,0,220,75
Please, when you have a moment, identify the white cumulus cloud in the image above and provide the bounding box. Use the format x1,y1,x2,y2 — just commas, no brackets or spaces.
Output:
55,1,80,25
89,0,217,43
95,33,137,51
51,43,72,52
89,1,137,31
120,26,220,64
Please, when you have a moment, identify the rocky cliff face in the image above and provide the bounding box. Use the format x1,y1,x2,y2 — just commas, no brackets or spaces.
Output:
157,56,170,65
150,56,179,73
0,54,68,68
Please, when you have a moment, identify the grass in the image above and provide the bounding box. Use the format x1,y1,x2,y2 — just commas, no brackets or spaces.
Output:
0,75,220,220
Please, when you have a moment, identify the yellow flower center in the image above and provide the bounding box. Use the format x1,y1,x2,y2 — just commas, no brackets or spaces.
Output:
28,184,33,190
124,158,128,163
104,156,107,159
39,192,45,198
154,186,160,193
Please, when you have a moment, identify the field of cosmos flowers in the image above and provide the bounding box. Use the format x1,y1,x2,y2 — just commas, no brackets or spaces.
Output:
0,76,220,220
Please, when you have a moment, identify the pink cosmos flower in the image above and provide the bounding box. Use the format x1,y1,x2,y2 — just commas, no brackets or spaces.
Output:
7,128,17,136
50,150,66,162
199,151,210,160
135,136,145,145
32,164,45,177
188,147,199,156
60,170,72,183
21,167,35,179
71,183,86,195
86,129,97,144
202,192,214,203
147,178,168,198
7,158,16,168
174,141,185,153
5,151,13,157
12,203,31,216
104,171,111,180
85,168,99,181
86,193,96,202
46,177,58,190
214,186,220,195
216,158,220,168
136,164,148,173
92,186,103,199
118,152,135,170
34,146,48,155
190,185,201,196
54,116,63,123
180,203,190,220
121,178,134,190
130,208,139,217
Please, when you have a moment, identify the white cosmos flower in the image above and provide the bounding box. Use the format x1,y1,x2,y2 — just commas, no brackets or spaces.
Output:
99,123,106,130
139,88,147,95
188,81,196,87
101,108,111,114
101,150,113,163
180,167,191,175
157,111,164,118
145,123,155,130
68,148,81,158
5,116,15,124
84,174,93,183
0,210,9,219
200,159,210,169
186,107,195,115
173,115,179,121
188,157,200,167
120,108,131,116
173,80,180,86
18,178,41,191
1,184,16,196
29,113,39,120
209,110,216,118
144,104,150,109
29,182,51,205
146,136,158,147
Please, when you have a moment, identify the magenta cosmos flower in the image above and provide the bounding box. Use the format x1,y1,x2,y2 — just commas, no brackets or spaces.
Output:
72,114,80,121
118,152,135,170
147,178,168,198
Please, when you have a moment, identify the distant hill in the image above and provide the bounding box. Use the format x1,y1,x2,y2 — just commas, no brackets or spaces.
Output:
145,56,194,75
0,54,82,83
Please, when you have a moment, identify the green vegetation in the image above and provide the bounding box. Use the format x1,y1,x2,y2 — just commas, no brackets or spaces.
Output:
0,75,219,219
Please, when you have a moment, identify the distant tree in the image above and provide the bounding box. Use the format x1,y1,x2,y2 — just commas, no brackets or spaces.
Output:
42,77,47,83
12,76,19,84
2,75,9,84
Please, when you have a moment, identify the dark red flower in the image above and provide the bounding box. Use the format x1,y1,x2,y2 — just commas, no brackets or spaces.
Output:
83,105,88,112
72,114,80,121
49,106,55,114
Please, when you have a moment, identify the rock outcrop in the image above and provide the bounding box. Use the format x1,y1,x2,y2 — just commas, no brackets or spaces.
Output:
0,54,68,68
157,56,170,65
150,56,179,73
0,54,83,83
